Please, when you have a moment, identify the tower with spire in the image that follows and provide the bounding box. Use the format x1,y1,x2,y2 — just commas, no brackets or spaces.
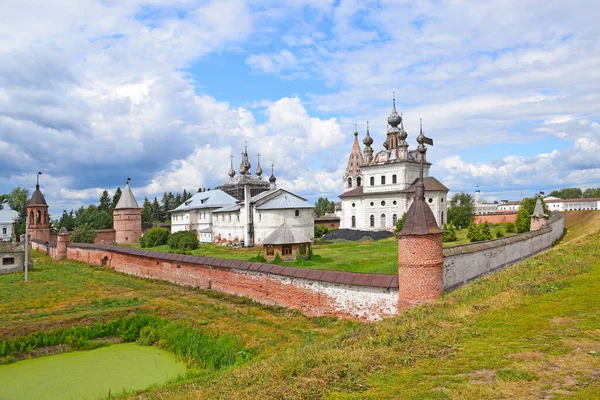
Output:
113,178,142,244
216,141,271,201
26,172,50,242
344,124,365,192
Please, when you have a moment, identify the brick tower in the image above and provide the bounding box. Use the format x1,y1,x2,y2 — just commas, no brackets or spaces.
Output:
26,173,50,242
397,122,443,312
530,197,548,231
113,179,142,244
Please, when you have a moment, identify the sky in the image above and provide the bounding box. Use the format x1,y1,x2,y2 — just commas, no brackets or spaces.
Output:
1,0,599,215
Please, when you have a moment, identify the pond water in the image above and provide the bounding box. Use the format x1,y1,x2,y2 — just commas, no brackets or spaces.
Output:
0,343,186,400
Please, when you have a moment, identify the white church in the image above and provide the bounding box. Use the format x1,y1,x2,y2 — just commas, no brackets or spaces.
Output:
170,145,314,246
339,97,449,230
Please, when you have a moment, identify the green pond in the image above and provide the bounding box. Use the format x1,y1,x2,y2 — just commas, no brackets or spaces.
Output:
0,343,186,400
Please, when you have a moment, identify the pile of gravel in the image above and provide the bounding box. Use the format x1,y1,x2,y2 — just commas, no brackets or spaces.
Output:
321,229,395,242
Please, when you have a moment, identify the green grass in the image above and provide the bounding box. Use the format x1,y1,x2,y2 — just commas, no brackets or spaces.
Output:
2,211,599,399
128,224,516,275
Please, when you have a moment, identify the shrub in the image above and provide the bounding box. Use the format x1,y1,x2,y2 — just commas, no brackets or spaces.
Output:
496,229,505,238
480,222,493,240
140,226,170,248
505,222,516,233
442,223,458,242
70,223,96,244
394,212,407,233
467,222,480,242
314,225,330,238
168,231,199,251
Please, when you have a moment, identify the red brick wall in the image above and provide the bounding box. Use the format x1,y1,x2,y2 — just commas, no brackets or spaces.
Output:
113,209,142,244
474,213,517,224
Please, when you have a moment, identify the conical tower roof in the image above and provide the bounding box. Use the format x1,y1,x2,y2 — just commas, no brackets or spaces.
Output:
28,185,48,207
345,126,364,178
115,182,141,209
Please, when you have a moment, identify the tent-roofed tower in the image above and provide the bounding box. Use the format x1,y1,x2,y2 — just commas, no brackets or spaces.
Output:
113,179,142,244
344,125,364,192
26,172,50,242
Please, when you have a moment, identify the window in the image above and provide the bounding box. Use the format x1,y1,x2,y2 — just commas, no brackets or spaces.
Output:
259,213,262,221
295,209,300,217
441,198,444,203
393,200,397,205
370,202,374,206
229,214,232,222
380,214,386,229
351,216,356,228
381,176,386,185
352,203,355,207
2,257,15,265
392,174,397,184
357,177,362,186
282,245,292,256
381,201,386,206
428,198,433,203
266,245,274,256
347,177,352,187
370,177,375,186
299,244,307,255
441,211,444,224
393,214,398,225
237,215,240,222
2,228,6,235
370,215,375,227
36,210,41,224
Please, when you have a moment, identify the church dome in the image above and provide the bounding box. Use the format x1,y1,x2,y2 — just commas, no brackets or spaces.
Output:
363,122,373,146
387,96,402,128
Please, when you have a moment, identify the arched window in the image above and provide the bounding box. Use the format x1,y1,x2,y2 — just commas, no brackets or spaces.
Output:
36,210,41,224
29,210,34,224
357,177,362,187
441,211,444,225
347,177,352,187
392,214,398,226
295,209,300,217
380,214,386,229
351,215,356,228
43,211,47,224
370,215,375,227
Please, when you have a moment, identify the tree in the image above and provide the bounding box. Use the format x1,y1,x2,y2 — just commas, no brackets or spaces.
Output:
140,226,170,248
141,197,153,224
98,190,112,213
448,192,475,229
442,223,457,242
58,210,76,231
314,197,335,218
111,187,122,211
467,222,481,242
515,197,550,233
480,222,493,241
548,187,582,199
70,223,97,244
7,187,30,237
583,187,600,198
394,212,407,233
0,194,8,210
151,197,161,222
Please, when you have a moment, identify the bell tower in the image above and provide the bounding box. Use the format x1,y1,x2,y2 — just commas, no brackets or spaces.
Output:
26,172,50,242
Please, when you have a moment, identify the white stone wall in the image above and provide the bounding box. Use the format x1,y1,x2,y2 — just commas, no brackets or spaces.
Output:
212,211,244,242
253,208,314,244
362,162,429,193
0,223,14,242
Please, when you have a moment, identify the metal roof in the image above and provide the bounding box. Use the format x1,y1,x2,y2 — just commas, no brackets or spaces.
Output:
199,227,212,233
404,176,449,192
0,209,18,223
212,204,241,213
255,192,313,210
261,222,311,245
171,189,237,212
115,183,141,209
27,187,48,207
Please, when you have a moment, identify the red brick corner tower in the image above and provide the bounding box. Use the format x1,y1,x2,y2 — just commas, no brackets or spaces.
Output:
113,180,142,244
530,197,548,231
397,124,444,312
26,176,50,242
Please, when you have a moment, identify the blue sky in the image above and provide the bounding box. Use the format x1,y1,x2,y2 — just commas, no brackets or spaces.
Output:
1,0,599,215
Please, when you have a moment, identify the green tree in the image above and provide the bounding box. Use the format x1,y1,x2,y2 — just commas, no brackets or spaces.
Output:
394,212,407,233
70,223,97,244
98,190,112,212
0,194,8,210
314,197,335,218
442,223,457,242
548,187,582,199
141,197,153,224
515,197,550,233
467,222,481,242
111,187,122,211
505,222,516,233
447,192,475,229
583,187,600,198
151,197,161,222
480,222,493,240
7,187,30,237
140,227,170,248
168,231,199,251
58,210,76,231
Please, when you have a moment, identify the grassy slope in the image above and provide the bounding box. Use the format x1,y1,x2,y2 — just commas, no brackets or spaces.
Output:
130,225,512,275
140,212,600,399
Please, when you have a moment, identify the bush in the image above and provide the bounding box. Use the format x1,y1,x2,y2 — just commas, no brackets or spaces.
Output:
168,230,199,251
505,222,516,233
314,225,330,238
467,222,480,242
480,222,493,240
442,223,458,242
496,229,505,238
70,223,96,244
394,212,407,233
140,226,170,248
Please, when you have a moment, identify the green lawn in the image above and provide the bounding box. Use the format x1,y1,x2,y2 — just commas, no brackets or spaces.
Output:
129,224,516,275
1,212,599,399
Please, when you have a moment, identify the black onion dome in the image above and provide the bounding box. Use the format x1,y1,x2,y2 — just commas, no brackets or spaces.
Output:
387,97,402,127
269,174,276,183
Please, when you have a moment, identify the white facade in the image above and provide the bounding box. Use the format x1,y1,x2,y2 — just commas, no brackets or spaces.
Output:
546,198,600,211
0,209,18,242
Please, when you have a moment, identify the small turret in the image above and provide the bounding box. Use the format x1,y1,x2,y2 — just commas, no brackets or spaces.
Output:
228,154,236,178
363,121,374,163
256,153,263,179
269,164,277,190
